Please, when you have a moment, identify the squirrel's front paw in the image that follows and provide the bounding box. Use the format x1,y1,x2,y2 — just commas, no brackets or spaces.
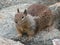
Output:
17,33,22,38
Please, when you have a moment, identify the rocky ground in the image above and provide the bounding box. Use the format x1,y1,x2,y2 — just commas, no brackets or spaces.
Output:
0,0,60,45
0,0,60,9
0,36,24,45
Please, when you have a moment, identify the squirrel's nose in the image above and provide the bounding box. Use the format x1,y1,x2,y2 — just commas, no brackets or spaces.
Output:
22,32,28,37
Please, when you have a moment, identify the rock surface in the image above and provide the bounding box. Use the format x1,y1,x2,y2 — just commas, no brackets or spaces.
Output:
0,36,24,45
0,0,60,9
49,2,60,29
0,0,36,9
37,0,58,6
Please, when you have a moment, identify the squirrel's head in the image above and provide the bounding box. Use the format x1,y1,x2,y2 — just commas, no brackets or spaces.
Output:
15,8,29,25
15,8,36,31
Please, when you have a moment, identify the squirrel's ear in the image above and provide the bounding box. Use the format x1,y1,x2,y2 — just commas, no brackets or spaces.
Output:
24,9,27,15
17,8,20,13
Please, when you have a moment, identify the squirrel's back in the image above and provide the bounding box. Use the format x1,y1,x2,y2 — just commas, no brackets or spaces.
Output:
27,4,54,31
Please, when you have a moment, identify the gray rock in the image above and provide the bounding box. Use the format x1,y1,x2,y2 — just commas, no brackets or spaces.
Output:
20,28,60,45
0,0,59,9
49,2,60,30
0,0,36,9
0,36,24,45
36,0,59,6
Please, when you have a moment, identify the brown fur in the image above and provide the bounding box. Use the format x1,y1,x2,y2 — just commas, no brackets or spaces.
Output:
14,4,54,39
27,4,54,31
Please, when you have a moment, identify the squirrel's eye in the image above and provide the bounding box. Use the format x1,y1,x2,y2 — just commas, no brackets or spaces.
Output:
22,16,24,18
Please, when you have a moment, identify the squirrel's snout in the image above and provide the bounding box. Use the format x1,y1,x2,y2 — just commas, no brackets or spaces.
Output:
22,32,28,37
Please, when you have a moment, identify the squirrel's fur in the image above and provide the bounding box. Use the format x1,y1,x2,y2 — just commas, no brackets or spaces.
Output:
14,4,54,39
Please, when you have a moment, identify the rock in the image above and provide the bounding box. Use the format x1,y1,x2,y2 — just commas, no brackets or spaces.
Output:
49,2,60,29
0,0,59,9
20,28,60,45
49,2,60,17
52,39,60,45
0,36,24,45
37,0,59,6
0,0,36,9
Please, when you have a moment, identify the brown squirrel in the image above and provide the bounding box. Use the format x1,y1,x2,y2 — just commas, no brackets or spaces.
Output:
14,4,54,39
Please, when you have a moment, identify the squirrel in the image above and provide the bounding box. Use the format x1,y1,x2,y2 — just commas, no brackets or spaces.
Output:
14,4,54,40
